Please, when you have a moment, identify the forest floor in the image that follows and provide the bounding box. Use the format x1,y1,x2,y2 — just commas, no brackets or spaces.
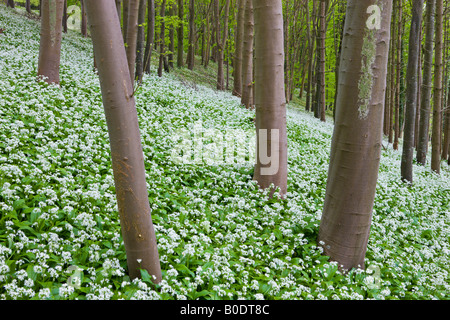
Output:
0,6,449,300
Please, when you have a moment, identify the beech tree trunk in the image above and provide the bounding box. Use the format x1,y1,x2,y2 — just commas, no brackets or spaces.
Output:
253,0,288,197
135,0,146,82
144,0,155,74
158,0,166,77
318,0,392,271
393,0,402,151
431,0,443,174
126,0,140,83
215,0,230,91
80,0,87,37
26,0,31,13
232,0,245,97
241,0,253,108
177,0,184,67
417,0,436,165
85,0,162,283
401,0,424,183
37,0,64,85
186,0,195,70
318,0,327,122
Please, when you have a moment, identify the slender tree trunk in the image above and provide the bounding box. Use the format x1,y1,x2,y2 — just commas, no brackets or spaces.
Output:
318,0,393,271
62,0,67,33
84,0,162,283
417,0,436,165
123,0,129,43
305,0,314,112
80,0,88,37
37,0,64,85
135,0,146,82
177,0,184,67
126,0,140,83
158,0,166,77
168,3,175,69
393,0,402,151
187,0,195,70
318,0,327,122
253,0,288,197
401,0,424,183
431,0,443,174
144,0,155,74
216,0,230,91
6,0,15,8
26,0,32,13
241,0,253,108
232,0,245,97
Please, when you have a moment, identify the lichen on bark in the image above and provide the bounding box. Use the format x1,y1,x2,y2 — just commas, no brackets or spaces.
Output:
358,28,376,119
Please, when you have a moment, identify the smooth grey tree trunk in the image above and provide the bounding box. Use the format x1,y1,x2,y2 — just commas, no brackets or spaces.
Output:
85,0,162,283
252,0,288,197
401,0,424,183
318,0,392,271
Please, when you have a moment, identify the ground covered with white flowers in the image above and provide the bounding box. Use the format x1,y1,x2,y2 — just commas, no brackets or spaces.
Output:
0,7,449,300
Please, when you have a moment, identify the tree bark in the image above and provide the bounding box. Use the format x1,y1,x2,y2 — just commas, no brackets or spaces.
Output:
168,3,175,69
318,0,392,271
417,0,436,165
37,0,64,85
241,0,253,108
126,0,140,83
318,0,327,122
80,0,88,37
123,0,129,43
84,0,162,283
144,0,155,74
393,0,402,151
400,0,424,183
252,0,288,197
431,0,443,174
232,0,245,97
26,0,32,13
187,0,195,70
215,0,230,91
158,0,166,77
177,0,184,67
135,0,146,82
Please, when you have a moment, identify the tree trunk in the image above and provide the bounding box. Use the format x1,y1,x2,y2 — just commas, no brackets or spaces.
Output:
232,0,245,97
62,0,67,33
177,0,184,67
318,0,393,271
417,0,436,165
135,0,146,82
215,0,230,91
241,0,253,108
252,0,288,197
123,0,129,43
187,0,195,70
318,0,327,122
400,0,424,183
6,0,15,8
393,0,402,151
431,0,443,174
126,0,140,83
168,3,175,69
37,0,64,85
158,0,166,77
80,0,87,37
26,0,32,13
144,0,155,74
84,0,162,283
